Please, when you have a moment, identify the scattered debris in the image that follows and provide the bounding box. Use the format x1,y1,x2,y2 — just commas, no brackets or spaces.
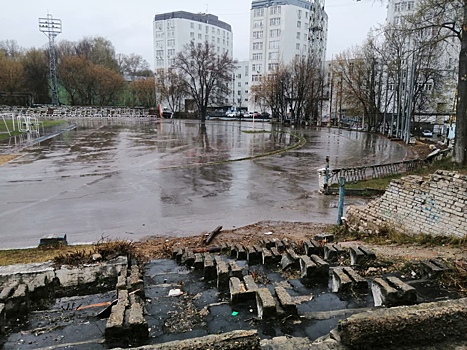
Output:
204,226,223,245
168,289,183,297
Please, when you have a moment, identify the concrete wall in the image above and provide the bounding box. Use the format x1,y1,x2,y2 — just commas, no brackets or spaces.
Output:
346,170,467,238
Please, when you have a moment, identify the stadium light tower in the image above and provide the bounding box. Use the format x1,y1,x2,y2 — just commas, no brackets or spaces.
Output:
39,14,62,106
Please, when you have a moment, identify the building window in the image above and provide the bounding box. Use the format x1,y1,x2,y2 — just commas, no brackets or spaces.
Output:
156,59,164,66
269,29,281,38
199,24,202,30
252,63,262,72
407,1,414,10
155,32,163,38
252,74,261,82
297,21,301,28
268,52,279,60
217,37,220,43
298,9,302,19
238,82,241,87
168,58,175,66
252,53,263,60
167,39,175,47
253,31,264,39
155,40,164,48
296,43,300,50
254,20,263,28
191,22,194,28
253,42,263,50
155,21,163,31
167,30,175,38
198,33,202,39
156,50,164,57
167,20,174,29
268,63,278,70
270,18,280,26
269,40,279,49
206,26,209,33
205,35,209,41
296,32,301,39
270,6,281,15
190,32,194,38
167,49,175,56
254,8,264,17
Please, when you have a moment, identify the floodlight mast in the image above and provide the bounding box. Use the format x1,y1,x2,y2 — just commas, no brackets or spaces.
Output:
39,14,62,106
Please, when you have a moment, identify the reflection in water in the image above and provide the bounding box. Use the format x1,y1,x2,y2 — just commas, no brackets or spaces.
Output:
0,119,417,248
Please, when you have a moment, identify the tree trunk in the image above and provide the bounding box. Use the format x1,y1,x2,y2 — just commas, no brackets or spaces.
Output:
454,1,467,164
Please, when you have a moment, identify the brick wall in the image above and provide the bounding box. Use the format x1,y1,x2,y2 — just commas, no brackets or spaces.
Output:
346,170,467,238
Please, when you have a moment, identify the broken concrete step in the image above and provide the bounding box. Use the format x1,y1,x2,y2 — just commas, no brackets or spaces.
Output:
420,259,451,279
256,288,276,319
261,238,275,249
299,254,329,279
215,256,230,289
324,243,346,262
280,248,300,270
232,244,247,260
245,245,262,264
349,246,376,265
304,239,323,257
315,233,334,243
203,253,216,281
229,276,256,303
274,286,297,315
228,261,243,279
331,267,367,293
371,276,417,307
181,249,195,266
193,253,204,270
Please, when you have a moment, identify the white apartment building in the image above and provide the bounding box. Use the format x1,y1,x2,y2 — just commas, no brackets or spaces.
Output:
153,11,234,72
233,61,250,110
248,0,328,111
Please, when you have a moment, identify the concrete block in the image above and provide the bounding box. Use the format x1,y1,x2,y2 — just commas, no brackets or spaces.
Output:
280,249,299,271
371,276,416,307
262,248,273,264
242,275,258,300
314,233,334,242
216,258,229,289
310,254,329,276
129,265,144,295
304,239,323,256
203,253,216,281
233,244,247,260
256,288,276,319
299,255,317,278
181,249,195,266
193,253,204,270
275,240,285,252
220,243,230,254
350,246,376,265
228,261,243,279
331,267,367,293
229,277,246,303
127,294,149,343
261,238,275,249
324,243,346,262
175,248,184,262
269,247,281,262
246,246,261,264
420,259,451,279
0,303,4,334
274,286,297,315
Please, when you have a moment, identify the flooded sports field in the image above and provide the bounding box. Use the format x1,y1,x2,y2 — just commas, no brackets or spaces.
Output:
0,119,416,249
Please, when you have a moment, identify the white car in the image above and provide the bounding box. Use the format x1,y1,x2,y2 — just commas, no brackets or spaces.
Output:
422,130,433,137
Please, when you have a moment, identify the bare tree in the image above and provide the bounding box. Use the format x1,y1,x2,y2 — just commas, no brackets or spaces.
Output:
174,42,237,121
155,69,186,112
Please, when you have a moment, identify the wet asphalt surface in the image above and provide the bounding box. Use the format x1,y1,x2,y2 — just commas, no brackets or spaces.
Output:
0,119,416,249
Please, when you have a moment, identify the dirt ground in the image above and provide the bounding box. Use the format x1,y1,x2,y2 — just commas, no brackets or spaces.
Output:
0,154,20,166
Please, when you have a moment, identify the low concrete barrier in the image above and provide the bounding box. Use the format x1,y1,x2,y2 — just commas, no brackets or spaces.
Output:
338,298,467,349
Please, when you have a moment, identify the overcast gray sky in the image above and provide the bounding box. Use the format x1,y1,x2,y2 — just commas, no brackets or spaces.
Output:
0,0,387,68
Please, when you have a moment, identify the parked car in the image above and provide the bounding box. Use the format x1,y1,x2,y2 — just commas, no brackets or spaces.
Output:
422,130,433,137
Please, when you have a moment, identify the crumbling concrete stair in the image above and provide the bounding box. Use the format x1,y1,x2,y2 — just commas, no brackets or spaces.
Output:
420,258,451,279
280,248,300,270
323,243,346,262
304,239,324,256
0,282,30,319
229,275,258,303
274,286,297,315
349,246,376,266
331,267,367,293
105,263,148,347
256,287,276,319
299,254,329,278
371,275,417,307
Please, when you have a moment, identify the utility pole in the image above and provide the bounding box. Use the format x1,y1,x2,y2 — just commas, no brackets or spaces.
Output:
39,14,62,106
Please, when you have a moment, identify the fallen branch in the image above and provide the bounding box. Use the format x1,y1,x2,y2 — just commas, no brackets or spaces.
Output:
204,226,222,245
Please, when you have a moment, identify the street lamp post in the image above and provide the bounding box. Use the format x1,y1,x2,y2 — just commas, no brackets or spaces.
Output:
39,14,62,106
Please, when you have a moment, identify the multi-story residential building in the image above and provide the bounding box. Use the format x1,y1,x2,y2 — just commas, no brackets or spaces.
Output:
153,11,233,72
385,0,458,136
233,61,250,110
248,0,328,111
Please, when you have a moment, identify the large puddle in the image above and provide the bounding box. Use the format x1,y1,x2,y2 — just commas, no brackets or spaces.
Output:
0,119,417,249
